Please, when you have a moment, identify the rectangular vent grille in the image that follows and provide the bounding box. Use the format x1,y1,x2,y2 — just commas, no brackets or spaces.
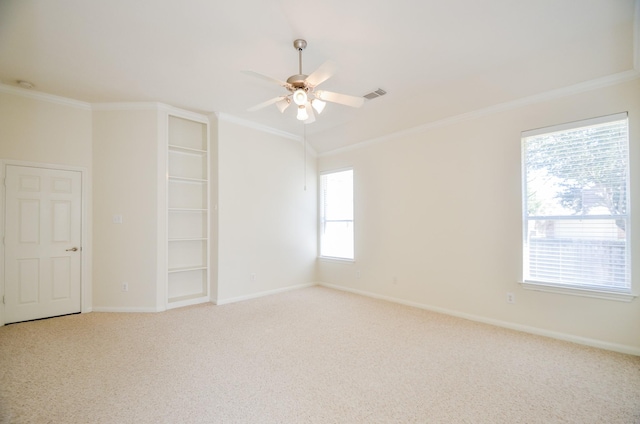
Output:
363,88,387,100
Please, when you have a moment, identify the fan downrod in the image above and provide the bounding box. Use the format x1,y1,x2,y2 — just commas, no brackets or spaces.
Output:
288,39,309,88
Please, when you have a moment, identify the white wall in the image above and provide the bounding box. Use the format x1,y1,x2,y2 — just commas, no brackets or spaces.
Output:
217,120,317,302
318,78,640,352
0,88,93,317
6,78,637,354
0,89,92,167
0,89,318,312
92,108,160,311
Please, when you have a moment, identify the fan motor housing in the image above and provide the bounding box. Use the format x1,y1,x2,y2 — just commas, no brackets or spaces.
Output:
286,74,309,89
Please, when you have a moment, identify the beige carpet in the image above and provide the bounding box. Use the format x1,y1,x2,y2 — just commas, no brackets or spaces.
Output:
1,286,639,423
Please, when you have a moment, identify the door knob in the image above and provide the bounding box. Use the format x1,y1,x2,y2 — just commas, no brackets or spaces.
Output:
66,247,79,252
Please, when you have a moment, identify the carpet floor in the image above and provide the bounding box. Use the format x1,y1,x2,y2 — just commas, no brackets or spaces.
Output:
1,286,639,423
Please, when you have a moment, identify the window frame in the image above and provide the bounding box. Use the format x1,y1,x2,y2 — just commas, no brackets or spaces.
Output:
520,112,635,301
319,167,355,261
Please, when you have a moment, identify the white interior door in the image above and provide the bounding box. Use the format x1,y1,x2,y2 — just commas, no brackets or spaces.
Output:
4,165,82,323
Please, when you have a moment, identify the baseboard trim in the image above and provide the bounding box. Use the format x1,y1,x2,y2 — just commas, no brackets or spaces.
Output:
92,306,161,313
215,282,316,305
318,282,640,356
166,295,210,310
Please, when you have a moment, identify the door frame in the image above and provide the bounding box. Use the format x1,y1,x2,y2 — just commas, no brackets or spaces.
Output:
0,159,92,326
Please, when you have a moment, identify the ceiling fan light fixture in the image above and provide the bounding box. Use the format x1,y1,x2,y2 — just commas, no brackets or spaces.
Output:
293,89,307,106
311,99,326,114
276,98,291,113
246,39,363,123
296,105,309,121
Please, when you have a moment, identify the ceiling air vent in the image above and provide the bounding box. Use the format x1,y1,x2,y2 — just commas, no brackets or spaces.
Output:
363,88,387,100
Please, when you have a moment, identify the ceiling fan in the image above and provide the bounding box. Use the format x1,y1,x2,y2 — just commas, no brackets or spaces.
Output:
244,39,365,123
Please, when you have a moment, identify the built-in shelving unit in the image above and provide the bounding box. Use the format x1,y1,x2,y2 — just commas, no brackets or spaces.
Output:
167,115,209,307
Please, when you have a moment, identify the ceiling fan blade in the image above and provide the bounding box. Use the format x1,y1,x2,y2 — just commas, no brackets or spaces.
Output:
305,60,337,88
247,96,286,112
315,90,365,108
242,70,290,88
304,103,316,124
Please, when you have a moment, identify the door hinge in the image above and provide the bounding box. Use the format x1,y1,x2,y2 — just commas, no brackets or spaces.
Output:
2,295,4,305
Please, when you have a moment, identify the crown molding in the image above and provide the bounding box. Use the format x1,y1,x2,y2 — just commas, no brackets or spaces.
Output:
0,89,211,124
320,69,640,157
91,102,169,111
161,104,210,123
217,113,318,157
92,102,210,123
160,105,211,122
0,83,91,110
217,113,300,141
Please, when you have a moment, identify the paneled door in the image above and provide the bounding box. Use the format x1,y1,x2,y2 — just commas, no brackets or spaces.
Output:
4,165,82,323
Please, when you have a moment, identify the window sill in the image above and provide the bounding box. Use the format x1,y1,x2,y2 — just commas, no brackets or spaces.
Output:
519,281,637,302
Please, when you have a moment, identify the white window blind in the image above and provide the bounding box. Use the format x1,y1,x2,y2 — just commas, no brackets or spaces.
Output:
522,113,630,292
320,169,354,259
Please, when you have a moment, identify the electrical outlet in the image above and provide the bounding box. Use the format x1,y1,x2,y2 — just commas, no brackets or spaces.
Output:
392,277,398,285
112,214,123,224
507,292,515,304
356,270,361,279
121,282,128,292
250,273,256,282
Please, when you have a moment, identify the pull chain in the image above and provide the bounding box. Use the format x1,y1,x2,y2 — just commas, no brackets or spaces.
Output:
303,124,307,191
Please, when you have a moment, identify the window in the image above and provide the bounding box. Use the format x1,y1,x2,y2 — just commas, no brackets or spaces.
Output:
522,113,630,294
320,169,354,259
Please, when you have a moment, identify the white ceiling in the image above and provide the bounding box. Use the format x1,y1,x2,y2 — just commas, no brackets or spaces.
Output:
0,0,637,153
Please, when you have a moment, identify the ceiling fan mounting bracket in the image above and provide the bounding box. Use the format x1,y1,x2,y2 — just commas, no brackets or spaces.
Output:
293,39,308,78
293,39,307,51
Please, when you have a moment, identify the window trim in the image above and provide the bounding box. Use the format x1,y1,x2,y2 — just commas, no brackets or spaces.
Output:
521,112,628,138
519,281,637,302
319,167,355,261
521,112,632,296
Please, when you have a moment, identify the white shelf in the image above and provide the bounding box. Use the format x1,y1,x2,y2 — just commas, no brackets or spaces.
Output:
168,265,207,273
168,149,207,180
169,238,207,242
168,144,207,154
168,180,207,210
168,176,208,183
167,114,209,308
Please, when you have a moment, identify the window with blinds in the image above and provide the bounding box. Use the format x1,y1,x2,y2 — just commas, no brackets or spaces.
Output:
320,169,354,259
522,113,630,293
